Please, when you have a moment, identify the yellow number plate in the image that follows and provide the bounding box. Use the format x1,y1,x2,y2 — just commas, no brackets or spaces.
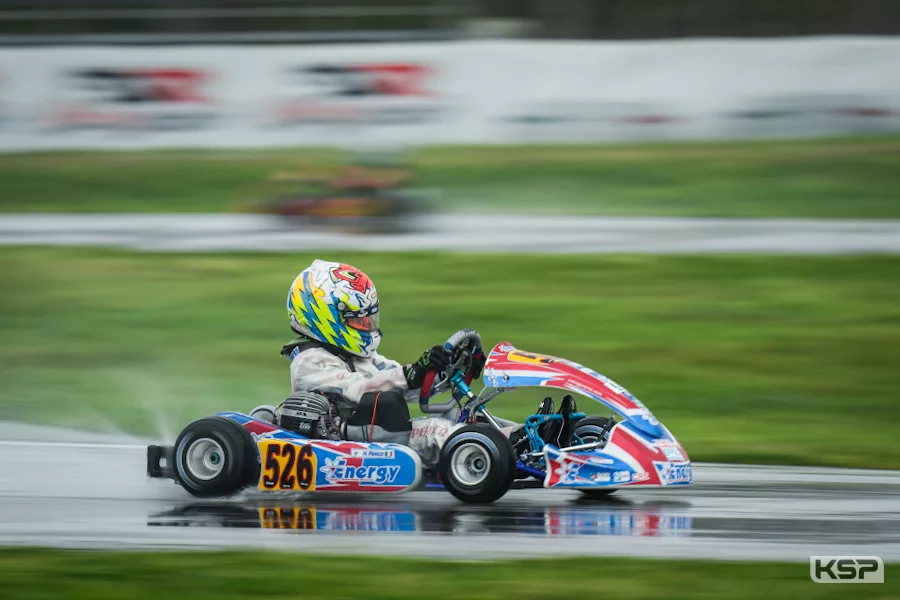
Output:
258,440,317,492
507,350,556,366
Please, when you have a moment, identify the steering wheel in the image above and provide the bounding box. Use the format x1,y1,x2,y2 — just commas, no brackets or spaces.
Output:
418,329,483,413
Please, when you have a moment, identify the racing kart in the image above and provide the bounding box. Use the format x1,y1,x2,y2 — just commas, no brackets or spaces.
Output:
250,161,419,234
148,330,692,503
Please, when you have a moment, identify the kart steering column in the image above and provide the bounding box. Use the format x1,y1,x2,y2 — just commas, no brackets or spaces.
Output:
418,369,468,414
418,329,482,415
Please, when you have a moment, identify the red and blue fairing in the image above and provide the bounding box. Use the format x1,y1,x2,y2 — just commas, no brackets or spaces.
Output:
484,342,664,438
483,343,692,489
215,411,423,493
544,422,692,488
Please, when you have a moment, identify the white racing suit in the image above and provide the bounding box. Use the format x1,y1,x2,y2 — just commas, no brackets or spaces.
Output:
286,344,461,465
288,345,410,403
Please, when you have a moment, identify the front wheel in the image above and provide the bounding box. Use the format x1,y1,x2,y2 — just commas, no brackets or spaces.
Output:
172,416,258,498
439,424,516,504
574,416,618,499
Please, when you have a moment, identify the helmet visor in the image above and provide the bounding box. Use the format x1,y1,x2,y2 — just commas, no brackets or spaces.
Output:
346,312,380,332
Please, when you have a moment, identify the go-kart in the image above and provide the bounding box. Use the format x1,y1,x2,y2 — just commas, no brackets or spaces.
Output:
250,161,419,234
147,330,692,503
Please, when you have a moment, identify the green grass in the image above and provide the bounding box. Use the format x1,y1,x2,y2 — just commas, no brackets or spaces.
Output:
2,137,900,217
0,550,896,600
1,248,899,468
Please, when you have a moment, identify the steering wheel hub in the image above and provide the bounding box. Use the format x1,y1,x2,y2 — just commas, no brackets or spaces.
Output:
418,329,483,411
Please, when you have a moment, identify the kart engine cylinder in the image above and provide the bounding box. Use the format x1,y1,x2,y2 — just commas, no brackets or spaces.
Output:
275,392,333,438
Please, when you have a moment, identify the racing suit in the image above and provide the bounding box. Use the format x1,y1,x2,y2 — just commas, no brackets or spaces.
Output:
286,343,412,404
281,338,458,463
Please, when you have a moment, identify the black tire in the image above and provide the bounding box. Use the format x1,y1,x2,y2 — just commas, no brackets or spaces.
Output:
574,416,618,499
172,416,259,498
439,424,516,504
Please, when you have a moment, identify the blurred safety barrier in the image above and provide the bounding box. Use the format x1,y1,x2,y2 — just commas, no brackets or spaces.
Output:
0,37,899,151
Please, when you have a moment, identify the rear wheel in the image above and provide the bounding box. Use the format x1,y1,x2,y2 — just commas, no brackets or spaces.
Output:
439,424,516,504
173,416,258,498
574,416,618,499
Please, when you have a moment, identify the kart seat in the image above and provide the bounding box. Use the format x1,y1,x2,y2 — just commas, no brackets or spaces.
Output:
538,394,578,448
342,390,411,444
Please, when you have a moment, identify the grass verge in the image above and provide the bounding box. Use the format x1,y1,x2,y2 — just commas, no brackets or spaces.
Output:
0,550,896,600
1,248,898,468
2,137,900,218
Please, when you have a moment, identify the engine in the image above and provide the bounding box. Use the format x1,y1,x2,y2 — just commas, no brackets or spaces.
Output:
274,391,339,439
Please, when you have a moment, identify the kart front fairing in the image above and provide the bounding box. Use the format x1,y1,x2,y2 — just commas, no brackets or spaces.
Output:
482,342,692,489
543,422,693,489
482,342,663,438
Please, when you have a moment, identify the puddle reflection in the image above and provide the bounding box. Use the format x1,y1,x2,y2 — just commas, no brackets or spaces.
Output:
149,498,693,538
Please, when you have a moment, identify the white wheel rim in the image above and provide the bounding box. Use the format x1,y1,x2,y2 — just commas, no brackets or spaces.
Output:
185,438,225,481
451,443,491,487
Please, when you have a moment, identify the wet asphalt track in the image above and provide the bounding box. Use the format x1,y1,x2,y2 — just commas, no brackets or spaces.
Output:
1,422,899,561
5,216,898,560
2,214,900,253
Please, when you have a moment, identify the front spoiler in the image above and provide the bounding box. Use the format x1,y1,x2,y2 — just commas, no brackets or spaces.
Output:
543,436,694,489
147,445,174,479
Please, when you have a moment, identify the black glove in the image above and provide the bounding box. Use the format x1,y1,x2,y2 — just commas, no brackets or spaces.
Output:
471,350,486,380
405,345,450,390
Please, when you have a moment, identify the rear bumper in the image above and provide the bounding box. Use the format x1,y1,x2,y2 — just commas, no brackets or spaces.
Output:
147,445,174,479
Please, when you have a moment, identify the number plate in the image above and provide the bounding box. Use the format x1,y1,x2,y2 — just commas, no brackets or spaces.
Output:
507,350,556,365
258,440,317,491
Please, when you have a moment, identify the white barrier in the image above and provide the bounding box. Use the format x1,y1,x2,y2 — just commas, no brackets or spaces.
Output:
0,37,899,151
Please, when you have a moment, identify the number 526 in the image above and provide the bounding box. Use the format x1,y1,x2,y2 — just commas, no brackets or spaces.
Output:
259,440,316,491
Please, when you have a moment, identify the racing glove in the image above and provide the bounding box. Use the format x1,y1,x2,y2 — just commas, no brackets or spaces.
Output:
404,345,450,390
471,350,486,380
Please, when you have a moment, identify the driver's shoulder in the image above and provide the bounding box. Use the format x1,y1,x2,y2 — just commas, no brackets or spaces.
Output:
365,351,402,372
292,346,352,371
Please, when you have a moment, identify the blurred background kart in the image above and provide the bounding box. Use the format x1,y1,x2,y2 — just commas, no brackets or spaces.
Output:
248,152,422,234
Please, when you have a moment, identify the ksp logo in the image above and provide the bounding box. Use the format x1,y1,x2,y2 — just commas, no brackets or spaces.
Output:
300,63,432,97
810,556,884,583
74,68,211,104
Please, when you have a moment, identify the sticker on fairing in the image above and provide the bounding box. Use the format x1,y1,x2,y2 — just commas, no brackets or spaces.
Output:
655,441,686,462
654,461,693,485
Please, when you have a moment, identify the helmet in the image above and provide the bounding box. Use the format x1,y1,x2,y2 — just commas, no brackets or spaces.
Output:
287,259,381,358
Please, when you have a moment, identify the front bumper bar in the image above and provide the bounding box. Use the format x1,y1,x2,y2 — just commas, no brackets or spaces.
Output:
147,445,174,479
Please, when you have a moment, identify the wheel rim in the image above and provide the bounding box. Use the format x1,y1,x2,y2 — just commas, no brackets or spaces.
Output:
184,438,225,481
451,442,491,487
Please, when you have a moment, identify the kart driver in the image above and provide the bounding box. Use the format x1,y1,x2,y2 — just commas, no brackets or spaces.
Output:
278,259,485,444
